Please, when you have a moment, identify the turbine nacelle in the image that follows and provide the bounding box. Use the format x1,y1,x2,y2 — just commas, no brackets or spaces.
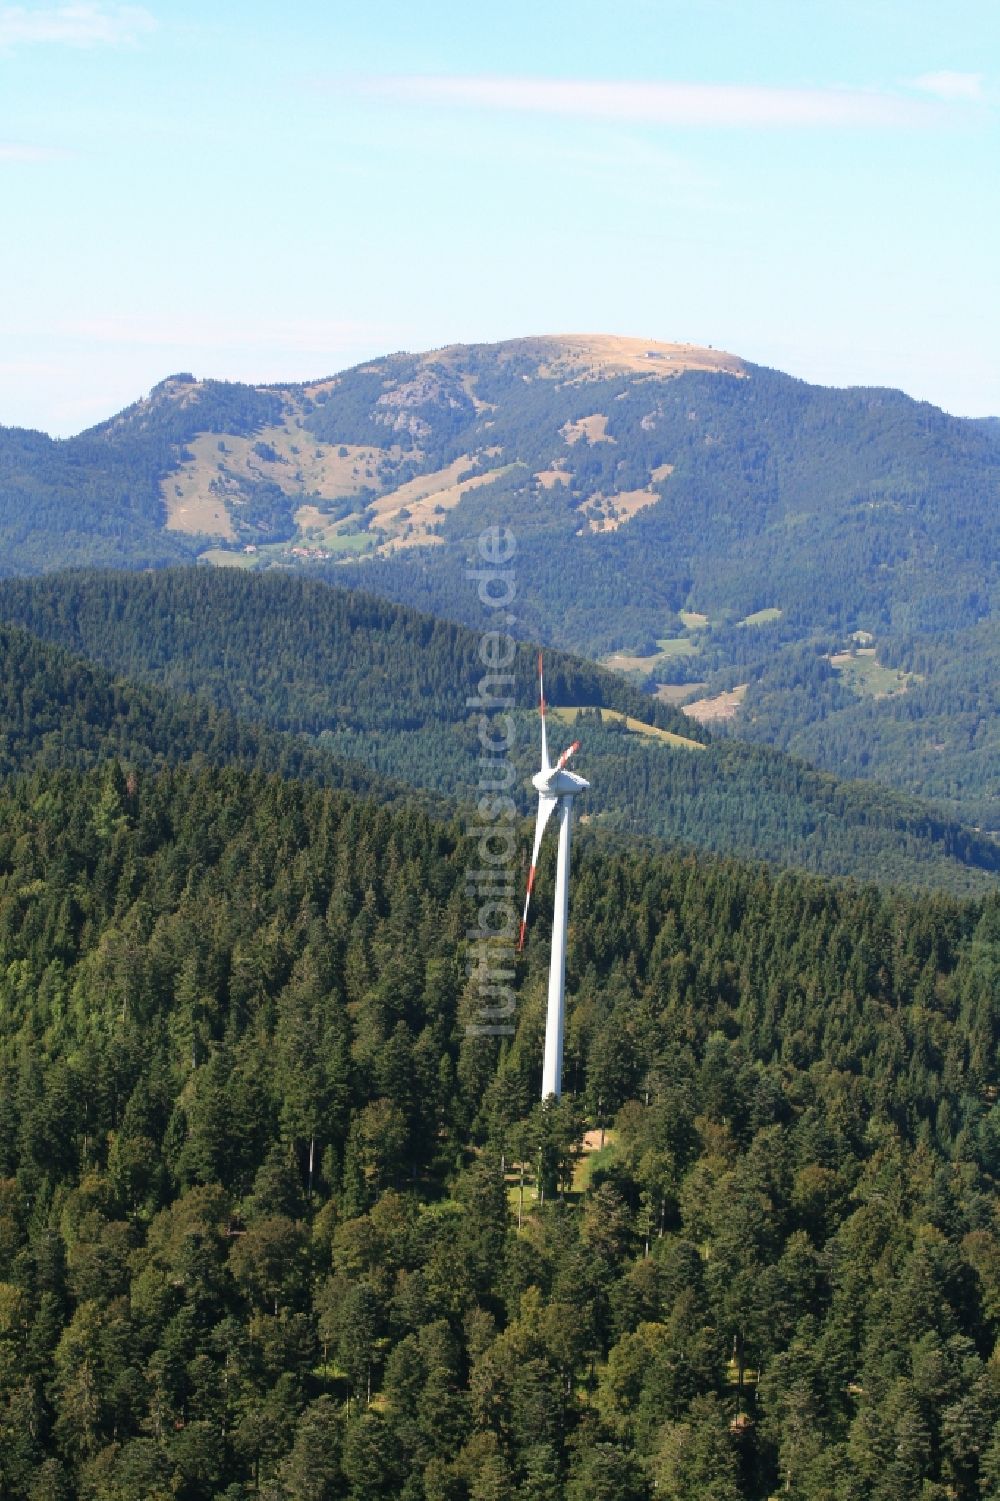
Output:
519,660,588,963
532,765,589,797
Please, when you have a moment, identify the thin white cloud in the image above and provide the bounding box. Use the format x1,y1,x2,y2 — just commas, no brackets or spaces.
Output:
0,3,155,50
910,71,985,102
361,75,943,129
0,142,65,160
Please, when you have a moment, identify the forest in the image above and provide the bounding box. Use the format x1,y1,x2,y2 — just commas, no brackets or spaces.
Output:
1,761,1000,1499
0,568,996,894
4,347,999,667
0,620,403,801
731,620,1000,831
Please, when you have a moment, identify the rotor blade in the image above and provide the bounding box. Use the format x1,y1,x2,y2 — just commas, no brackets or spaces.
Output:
518,794,558,951
538,653,550,772
556,740,580,770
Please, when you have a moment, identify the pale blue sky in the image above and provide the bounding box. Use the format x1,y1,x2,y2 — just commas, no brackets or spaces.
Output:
1,0,997,433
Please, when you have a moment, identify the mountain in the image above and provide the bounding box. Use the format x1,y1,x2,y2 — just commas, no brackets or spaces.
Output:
2,334,997,824
1,567,997,894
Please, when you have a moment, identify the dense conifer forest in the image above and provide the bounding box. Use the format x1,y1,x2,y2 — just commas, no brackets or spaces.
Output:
0,621,396,797
0,569,996,894
1,763,1000,1498
732,620,1000,830
0,569,702,744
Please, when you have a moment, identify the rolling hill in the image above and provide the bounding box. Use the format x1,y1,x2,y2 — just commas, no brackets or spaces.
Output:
0,567,997,894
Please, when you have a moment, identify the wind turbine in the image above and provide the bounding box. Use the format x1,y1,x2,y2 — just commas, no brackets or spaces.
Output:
518,655,589,1100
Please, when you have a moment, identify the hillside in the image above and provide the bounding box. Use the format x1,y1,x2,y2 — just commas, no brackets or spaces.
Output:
1,760,1000,1498
720,621,999,827
0,567,997,895
0,618,412,799
0,378,284,574
2,334,997,824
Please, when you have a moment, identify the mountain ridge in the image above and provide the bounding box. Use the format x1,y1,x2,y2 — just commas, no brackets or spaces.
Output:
1,333,996,829
0,566,996,895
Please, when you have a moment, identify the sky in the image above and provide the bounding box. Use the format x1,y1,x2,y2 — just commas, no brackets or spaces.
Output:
0,0,997,435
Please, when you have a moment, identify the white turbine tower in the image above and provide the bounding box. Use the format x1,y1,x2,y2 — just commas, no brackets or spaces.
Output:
518,655,589,1100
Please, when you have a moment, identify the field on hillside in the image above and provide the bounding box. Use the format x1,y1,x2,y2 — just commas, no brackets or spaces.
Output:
550,703,705,750
829,648,917,697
